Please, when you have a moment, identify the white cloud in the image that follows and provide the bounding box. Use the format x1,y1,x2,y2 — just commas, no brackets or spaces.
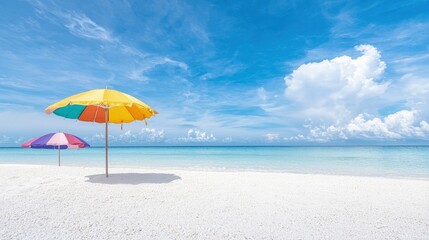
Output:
14,137,25,144
139,128,165,142
400,74,429,120
178,129,216,142
281,44,429,142
128,57,189,82
257,87,267,102
30,1,189,84
63,12,114,41
117,128,165,143
284,45,388,121
128,69,150,82
183,91,200,104
347,110,429,139
199,63,244,81
289,110,429,142
164,57,189,71
85,133,106,143
0,135,11,144
0,135,25,146
86,128,165,144
265,133,280,142
31,1,114,42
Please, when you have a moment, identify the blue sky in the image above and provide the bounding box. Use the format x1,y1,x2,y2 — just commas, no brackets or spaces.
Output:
1,0,429,146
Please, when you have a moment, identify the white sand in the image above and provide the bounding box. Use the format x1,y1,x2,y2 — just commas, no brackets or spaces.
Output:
1,164,428,240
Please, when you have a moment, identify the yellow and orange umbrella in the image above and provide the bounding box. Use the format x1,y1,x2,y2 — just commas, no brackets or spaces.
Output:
45,89,157,177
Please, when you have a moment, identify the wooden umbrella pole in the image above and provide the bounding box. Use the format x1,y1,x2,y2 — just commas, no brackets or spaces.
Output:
105,107,109,177
58,146,60,167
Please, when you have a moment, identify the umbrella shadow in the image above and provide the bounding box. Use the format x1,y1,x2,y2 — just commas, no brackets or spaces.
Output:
85,173,181,185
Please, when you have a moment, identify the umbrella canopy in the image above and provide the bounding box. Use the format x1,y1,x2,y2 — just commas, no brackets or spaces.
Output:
22,132,90,166
45,89,157,123
45,89,157,177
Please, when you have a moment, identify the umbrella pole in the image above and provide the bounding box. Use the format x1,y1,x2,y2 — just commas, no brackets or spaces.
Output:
105,108,109,177
58,146,61,167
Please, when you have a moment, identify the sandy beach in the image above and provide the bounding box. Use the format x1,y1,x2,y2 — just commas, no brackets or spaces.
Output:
0,164,428,239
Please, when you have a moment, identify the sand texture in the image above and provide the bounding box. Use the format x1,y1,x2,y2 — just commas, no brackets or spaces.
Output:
1,164,429,239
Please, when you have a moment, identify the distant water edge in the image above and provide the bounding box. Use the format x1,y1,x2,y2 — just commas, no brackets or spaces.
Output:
1,146,428,179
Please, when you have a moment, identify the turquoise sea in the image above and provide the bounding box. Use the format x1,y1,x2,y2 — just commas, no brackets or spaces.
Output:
1,146,428,179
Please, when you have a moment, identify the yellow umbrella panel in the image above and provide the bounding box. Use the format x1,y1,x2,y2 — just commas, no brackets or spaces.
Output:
45,89,158,177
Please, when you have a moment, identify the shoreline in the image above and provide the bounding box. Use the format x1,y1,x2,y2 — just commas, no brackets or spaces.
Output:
1,163,429,181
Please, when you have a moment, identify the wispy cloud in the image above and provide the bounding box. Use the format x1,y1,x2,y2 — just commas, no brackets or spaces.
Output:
29,0,189,84
30,1,114,42
128,57,189,82
63,12,114,42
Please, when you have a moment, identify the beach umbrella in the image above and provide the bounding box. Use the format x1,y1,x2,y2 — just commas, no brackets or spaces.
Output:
22,132,90,166
44,89,157,177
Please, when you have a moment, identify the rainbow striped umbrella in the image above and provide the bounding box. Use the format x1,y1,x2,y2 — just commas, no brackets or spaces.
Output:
22,132,90,166
45,89,157,177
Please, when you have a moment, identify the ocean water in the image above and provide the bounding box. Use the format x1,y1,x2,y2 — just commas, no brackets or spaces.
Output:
0,146,428,179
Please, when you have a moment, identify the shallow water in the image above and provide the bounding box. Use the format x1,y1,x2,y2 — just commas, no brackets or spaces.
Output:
1,146,429,178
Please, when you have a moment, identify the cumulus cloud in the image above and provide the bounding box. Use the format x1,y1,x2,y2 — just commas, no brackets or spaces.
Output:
139,128,165,142
178,129,216,142
118,128,165,143
284,45,389,121
0,135,11,144
0,135,24,146
285,44,387,100
265,133,280,142
86,128,165,144
288,110,429,142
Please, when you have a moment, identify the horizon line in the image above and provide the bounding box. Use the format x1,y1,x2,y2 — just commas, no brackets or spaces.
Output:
2,144,429,148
